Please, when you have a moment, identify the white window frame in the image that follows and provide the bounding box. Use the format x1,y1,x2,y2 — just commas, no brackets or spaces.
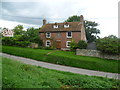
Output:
66,31,72,38
66,41,71,47
53,25,58,28
46,32,51,38
64,24,69,28
46,40,51,47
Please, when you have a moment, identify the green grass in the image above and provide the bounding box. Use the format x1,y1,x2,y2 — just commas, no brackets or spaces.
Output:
2,57,120,88
2,45,119,73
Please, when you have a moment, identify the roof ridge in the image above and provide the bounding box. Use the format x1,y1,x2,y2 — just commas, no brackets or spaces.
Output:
46,21,80,25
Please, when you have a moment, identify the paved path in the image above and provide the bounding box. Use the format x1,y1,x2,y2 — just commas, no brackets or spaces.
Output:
1,53,119,80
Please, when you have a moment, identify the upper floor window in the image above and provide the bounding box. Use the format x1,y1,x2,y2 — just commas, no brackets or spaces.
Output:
64,24,69,28
53,25,58,28
66,31,72,38
46,32,51,38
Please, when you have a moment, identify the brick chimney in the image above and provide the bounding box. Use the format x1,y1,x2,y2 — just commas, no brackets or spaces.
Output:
80,15,84,23
43,18,46,25
80,15,87,42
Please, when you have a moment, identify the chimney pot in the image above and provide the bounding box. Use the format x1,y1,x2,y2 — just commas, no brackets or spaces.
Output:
43,18,46,25
80,15,84,22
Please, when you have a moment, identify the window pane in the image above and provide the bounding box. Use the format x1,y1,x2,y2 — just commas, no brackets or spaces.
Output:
68,42,70,46
46,40,51,46
68,32,71,36
46,32,51,38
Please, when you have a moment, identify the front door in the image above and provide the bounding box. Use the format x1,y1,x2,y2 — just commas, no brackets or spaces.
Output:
56,41,61,49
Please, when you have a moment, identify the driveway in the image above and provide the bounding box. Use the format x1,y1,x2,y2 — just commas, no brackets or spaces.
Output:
1,53,119,80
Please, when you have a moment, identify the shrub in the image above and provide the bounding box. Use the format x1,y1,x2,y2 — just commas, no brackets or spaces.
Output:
44,46,54,50
2,37,14,46
15,41,30,47
96,35,120,55
2,26,43,48
2,35,30,48
77,40,87,49
70,40,78,51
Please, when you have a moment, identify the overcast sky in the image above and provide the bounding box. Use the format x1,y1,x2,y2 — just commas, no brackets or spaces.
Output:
0,0,119,37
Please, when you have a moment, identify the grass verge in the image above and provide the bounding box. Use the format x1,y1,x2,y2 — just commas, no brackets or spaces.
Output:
2,45,119,73
2,57,120,88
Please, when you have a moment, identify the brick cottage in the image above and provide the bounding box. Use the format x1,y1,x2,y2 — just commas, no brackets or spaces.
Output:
39,15,87,50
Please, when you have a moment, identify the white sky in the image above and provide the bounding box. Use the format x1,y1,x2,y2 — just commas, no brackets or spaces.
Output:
0,0,119,37
0,19,40,30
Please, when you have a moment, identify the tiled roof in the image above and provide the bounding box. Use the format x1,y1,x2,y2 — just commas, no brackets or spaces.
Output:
39,22,82,32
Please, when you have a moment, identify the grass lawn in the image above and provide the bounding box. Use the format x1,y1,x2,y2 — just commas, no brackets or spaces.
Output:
2,57,120,88
2,45,119,73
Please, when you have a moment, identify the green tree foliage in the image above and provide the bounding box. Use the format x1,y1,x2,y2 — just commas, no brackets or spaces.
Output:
65,15,100,42
0,27,2,40
70,40,87,51
96,35,120,54
2,25,42,47
65,15,80,22
77,40,87,49
2,37,14,46
25,27,43,46
70,40,78,51
13,25,25,35
85,21,100,42
2,36,30,47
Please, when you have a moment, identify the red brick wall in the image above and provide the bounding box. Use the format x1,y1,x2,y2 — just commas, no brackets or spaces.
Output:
39,32,81,48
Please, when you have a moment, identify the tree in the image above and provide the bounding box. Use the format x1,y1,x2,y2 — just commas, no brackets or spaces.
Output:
26,27,42,46
65,15,80,22
13,25,25,35
85,20,100,42
2,25,42,47
65,15,100,42
96,35,120,54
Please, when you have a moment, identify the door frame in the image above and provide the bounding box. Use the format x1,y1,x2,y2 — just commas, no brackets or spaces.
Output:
56,40,61,49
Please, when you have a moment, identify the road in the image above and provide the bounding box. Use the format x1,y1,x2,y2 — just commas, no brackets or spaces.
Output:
1,53,119,80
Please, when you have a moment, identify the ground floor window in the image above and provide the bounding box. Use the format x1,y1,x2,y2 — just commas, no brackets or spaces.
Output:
46,40,51,47
66,41,71,47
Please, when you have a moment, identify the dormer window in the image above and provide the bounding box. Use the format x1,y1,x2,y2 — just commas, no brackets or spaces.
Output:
64,24,69,28
46,32,51,38
64,22,69,28
53,23,58,28
53,25,58,28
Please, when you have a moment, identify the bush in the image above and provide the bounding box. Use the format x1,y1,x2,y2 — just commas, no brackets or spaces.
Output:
96,35,120,55
2,35,30,48
70,40,78,51
44,46,54,50
77,40,87,49
2,37,14,46
15,41,30,47
2,26,43,48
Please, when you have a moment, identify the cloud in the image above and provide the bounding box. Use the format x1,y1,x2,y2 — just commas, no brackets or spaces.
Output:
0,19,40,29
1,0,119,37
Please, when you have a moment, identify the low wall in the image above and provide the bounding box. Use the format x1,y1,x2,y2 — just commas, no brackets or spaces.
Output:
76,49,120,60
